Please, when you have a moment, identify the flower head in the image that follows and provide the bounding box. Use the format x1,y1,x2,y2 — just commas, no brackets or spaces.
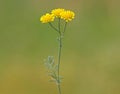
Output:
40,13,55,23
60,10,75,22
51,8,65,17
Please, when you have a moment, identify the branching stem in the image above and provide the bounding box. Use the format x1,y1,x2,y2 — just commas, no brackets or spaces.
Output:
49,18,67,94
49,22,59,33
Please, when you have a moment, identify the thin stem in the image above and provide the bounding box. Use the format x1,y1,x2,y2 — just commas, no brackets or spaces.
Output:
58,84,61,94
57,18,62,94
58,18,61,34
57,35,62,94
49,22,59,33
49,18,67,94
63,22,67,34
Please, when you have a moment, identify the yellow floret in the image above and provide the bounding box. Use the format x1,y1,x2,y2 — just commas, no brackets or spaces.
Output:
40,13,55,23
51,8,65,17
60,10,75,22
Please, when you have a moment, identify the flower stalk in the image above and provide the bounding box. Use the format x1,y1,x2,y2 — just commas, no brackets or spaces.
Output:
57,35,62,94
57,20,62,94
40,8,75,94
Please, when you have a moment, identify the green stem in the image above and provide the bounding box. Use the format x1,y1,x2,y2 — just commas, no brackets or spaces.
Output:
49,18,66,94
57,35,62,94
58,84,61,94
49,22,59,33
57,18,62,94
63,22,67,34
58,18,61,33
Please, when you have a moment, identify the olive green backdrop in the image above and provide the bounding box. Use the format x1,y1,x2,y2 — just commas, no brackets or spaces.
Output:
0,0,120,94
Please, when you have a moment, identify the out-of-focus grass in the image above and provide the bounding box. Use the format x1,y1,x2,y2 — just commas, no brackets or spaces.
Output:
0,0,120,94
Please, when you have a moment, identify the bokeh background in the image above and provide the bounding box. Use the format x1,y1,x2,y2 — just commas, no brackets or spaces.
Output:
0,0,120,94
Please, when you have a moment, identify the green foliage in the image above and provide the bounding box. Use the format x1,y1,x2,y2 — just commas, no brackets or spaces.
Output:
44,56,63,85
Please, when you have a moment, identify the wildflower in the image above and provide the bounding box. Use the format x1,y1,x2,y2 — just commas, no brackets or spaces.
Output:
40,8,75,94
60,10,75,22
51,8,65,17
40,13,55,23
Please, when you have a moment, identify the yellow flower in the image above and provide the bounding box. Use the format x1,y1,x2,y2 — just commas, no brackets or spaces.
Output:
40,13,55,23
51,8,65,17
60,10,75,22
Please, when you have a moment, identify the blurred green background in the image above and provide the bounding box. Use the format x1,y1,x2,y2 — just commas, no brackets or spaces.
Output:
0,0,120,94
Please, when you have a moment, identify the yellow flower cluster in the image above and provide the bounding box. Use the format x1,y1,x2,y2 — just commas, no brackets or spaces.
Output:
60,11,75,22
51,8,65,17
40,8,75,23
40,13,54,23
